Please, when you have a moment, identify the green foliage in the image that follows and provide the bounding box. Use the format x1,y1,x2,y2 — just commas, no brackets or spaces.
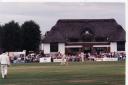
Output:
0,25,3,52
2,21,21,51
21,20,41,51
0,20,41,52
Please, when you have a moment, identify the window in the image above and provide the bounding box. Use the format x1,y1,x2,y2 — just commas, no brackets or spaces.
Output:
84,47,91,53
85,31,89,34
81,29,94,42
117,41,125,51
82,35,93,42
95,47,104,51
69,48,80,55
50,43,58,52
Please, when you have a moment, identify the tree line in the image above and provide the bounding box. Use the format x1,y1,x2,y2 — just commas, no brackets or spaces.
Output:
0,20,41,53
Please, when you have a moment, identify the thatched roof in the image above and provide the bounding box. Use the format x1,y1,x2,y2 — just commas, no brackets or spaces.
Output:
43,19,125,43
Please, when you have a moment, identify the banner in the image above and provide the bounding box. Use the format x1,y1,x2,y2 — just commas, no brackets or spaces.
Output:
95,57,118,61
53,59,66,62
39,57,51,63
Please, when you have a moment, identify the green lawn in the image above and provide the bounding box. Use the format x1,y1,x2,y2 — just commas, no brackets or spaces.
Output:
0,61,125,85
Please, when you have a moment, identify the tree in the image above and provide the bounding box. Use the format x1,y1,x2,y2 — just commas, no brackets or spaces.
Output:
2,21,21,51
0,25,3,53
21,20,41,52
0,25,2,46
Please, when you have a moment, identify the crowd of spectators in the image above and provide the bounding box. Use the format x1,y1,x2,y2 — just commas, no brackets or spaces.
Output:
10,51,45,64
51,52,126,62
10,51,126,64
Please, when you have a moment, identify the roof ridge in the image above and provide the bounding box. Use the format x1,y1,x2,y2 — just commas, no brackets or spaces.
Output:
57,18,116,23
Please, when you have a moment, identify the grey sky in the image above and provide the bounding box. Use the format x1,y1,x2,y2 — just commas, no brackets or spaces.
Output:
0,2,125,35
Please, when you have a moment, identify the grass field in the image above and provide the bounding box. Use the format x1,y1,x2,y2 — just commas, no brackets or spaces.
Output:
0,61,125,85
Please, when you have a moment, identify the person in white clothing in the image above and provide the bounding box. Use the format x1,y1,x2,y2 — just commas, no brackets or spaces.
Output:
79,52,85,62
61,54,66,65
0,52,10,79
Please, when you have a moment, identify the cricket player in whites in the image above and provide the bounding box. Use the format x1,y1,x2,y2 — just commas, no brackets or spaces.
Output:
0,52,10,79
61,54,66,65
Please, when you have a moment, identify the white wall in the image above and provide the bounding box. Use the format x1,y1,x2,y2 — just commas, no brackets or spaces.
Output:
41,43,44,50
93,45,110,47
110,42,117,52
58,43,65,54
43,43,50,54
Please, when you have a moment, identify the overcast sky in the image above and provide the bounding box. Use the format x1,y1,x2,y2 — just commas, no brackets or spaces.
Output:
0,2,125,35
0,0,125,2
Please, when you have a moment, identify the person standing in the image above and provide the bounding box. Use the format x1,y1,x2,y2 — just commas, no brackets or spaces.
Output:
79,52,85,62
61,53,66,65
0,52,10,79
